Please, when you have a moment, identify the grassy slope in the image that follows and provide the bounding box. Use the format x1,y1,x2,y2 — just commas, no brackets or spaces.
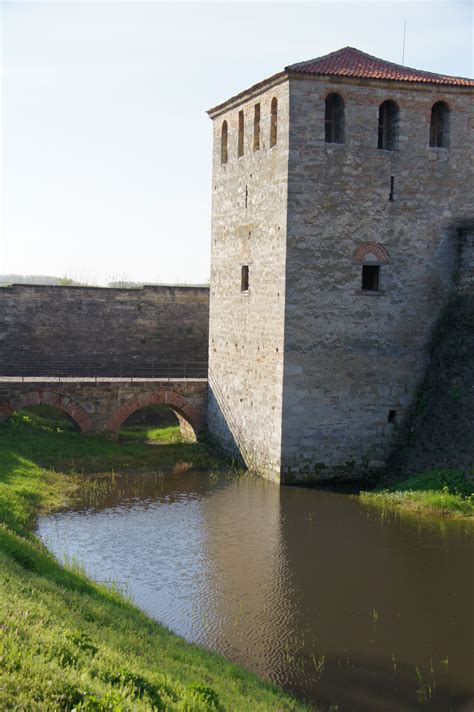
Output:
0,416,307,712
360,469,474,520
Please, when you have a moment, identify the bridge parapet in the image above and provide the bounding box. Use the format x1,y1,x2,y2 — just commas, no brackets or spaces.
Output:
0,360,207,379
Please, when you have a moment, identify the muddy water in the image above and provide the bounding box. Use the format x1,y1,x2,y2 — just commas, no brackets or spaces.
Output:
37,469,474,711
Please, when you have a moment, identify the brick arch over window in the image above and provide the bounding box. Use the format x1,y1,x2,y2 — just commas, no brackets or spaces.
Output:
106,388,204,438
11,390,94,433
353,242,389,263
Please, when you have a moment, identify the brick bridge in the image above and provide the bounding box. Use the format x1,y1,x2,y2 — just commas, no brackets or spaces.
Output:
0,378,208,439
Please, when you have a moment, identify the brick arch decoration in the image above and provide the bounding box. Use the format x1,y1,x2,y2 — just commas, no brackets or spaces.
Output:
322,88,346,104
353,242,390,263
8,390,95,433
105,388,204,438
431,97,451,111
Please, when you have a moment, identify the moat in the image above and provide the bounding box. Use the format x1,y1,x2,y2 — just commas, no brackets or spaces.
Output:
38,468,474,712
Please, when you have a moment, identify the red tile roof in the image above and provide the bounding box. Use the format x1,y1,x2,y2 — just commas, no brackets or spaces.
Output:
286,47,474,87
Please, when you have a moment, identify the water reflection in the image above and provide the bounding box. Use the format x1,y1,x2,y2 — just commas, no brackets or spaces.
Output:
37,470,474,712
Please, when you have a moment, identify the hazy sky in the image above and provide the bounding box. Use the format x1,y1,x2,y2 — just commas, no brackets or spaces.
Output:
1,1,472,284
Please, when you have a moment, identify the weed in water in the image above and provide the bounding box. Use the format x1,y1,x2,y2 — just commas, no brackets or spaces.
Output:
369,608,378,624
415,667,433,705
311,653,326,677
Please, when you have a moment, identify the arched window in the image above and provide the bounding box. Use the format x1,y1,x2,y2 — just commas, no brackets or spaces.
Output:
325,93,344,143
221,121,228,164
354,241,389,294
378,100,399,150
270,97,278,147
430,101,449,148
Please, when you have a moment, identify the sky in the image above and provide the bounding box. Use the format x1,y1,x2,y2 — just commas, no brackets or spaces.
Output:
1,0,472,285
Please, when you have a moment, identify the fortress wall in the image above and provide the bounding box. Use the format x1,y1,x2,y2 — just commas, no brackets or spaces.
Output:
0,284,209,375
281,77,473,481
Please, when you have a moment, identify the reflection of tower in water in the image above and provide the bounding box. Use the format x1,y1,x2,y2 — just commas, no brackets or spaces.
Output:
197,476,299,680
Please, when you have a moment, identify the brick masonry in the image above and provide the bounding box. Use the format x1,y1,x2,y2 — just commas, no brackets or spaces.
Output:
207,69,473,483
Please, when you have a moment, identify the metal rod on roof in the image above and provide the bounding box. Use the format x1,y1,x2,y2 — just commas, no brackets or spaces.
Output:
402,19,407,65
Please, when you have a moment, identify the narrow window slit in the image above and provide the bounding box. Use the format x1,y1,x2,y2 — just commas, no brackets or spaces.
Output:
389,176,395,201
241,265,249,292
253,103,260,151
270,97,278,147
388,410,397,424
220,121,228,165
238,110,244,158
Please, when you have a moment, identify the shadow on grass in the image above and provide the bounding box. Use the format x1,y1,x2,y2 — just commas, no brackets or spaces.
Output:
0,416,222,475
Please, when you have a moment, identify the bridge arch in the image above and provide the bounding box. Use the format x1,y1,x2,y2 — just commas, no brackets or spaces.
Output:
10,390,94,433
105,388,204,440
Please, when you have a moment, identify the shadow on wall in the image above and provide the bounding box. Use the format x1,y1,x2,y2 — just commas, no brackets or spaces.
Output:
387,292,474,478
207,383,244,464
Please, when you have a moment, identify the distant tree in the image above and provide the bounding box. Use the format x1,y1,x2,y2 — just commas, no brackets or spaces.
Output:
0,274,87,286
58,276,76,286
0,274,61,285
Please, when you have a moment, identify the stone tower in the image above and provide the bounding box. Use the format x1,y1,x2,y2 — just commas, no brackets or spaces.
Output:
207,47,474,484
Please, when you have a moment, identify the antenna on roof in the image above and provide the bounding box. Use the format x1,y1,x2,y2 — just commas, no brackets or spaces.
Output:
402,19,407,65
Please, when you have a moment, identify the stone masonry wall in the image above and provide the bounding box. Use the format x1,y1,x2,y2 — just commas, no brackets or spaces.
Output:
0,285,209,376
207,78,290,476
281,76,473,482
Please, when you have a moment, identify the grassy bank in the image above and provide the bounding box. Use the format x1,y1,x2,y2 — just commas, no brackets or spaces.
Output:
0,415,307,711
360,469,474,520
7,410,221,472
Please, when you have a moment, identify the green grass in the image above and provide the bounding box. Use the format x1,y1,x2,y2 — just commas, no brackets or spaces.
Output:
119,405,185,444
119,424,183,444
7,412,221,473
0,415,308,711
360,469,474,520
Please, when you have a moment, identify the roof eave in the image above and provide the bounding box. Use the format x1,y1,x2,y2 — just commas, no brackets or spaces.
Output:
207,71,288,119
286,69,474,90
